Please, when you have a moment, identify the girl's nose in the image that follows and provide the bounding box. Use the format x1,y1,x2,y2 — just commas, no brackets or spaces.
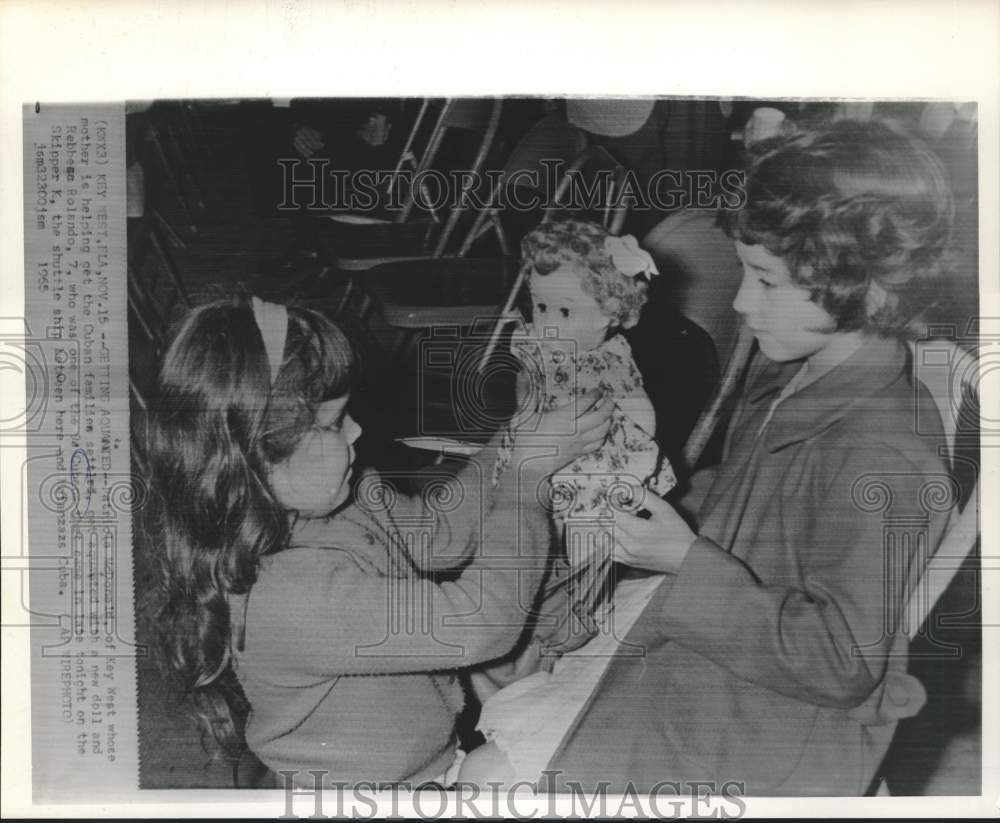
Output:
732,276,753,318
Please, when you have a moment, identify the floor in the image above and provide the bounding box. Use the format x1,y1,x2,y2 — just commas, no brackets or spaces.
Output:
131,102,982,794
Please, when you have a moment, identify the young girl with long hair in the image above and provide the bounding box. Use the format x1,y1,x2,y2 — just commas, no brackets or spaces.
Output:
148,294,610,786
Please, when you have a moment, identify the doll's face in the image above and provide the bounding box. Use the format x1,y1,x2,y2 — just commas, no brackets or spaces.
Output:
269,396,362,518
529,264,610,353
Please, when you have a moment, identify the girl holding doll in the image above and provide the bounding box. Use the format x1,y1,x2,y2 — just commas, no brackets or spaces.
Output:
464,118,957,796
148,294,611,787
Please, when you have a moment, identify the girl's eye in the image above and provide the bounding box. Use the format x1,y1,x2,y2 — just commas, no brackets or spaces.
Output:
537,303,547,313
560,308,570,318
758,278,775,289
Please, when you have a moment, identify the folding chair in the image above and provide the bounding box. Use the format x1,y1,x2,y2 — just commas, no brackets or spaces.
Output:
372,136,635,457
127,111,194,319
364,113,603,348
859,338,982,794
316,99,502,318
641,208,744,366
458,113,588,256
544,143,630,234
468,140,634,372
139,102,205,235
318,99,504,272
360,115,627,352
681,321,756,470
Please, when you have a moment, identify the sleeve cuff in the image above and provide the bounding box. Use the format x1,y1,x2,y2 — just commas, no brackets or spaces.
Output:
654,535,759,641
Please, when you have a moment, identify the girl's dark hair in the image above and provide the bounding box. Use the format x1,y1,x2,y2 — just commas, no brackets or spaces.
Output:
726,118,955,335
521,218,649,329
147,294,354,762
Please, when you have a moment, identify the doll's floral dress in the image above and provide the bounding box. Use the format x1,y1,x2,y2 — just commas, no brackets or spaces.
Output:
493,328,676,515
490,327,676,649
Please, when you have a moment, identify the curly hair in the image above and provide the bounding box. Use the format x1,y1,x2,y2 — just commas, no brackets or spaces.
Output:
146,294,354,763
520,217,649,329
725,119,955,335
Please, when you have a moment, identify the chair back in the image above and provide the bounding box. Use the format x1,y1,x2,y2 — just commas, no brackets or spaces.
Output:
502,114,589,180
856,338,981,794
641,208,743,363
458,114,587,256
383,99,433,202
905,338,980,638
545,144,630,234
681,321,756,470
398,98,503,238
909,337,979,465
469,128,637,371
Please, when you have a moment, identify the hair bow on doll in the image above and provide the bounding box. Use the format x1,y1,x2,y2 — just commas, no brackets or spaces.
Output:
605,234,659,280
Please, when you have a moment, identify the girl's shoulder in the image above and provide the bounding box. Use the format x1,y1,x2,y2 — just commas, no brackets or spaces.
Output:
281,471,395,572
804,342,948,480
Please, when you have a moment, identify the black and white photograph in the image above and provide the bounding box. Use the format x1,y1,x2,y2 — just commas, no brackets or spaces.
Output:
2,2,997,819
123,95,982,800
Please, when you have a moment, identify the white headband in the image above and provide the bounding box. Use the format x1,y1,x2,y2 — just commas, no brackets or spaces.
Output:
251,297,288,383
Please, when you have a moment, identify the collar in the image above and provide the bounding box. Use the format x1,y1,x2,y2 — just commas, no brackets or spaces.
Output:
746,335,911,453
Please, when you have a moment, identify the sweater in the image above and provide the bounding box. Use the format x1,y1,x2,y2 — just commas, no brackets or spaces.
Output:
231,440,553,787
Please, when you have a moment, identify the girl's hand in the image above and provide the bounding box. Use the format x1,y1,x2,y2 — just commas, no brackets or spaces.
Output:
611,493,698,574
518,389,614,474
535,388,613,473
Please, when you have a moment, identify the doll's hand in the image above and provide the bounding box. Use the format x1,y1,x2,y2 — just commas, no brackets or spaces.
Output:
610,493,696,574
293,126,325,159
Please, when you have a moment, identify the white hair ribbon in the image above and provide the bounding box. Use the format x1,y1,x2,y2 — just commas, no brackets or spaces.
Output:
605,234,659,280
251,297,288,383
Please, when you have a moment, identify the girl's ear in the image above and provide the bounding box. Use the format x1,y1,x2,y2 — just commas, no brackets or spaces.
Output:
268,450,317,514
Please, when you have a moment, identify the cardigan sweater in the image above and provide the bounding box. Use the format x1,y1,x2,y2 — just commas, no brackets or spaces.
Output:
546,336,951,796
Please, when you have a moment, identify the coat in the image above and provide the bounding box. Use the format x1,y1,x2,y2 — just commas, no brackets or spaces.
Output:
231,440,553,787
546,335,951,796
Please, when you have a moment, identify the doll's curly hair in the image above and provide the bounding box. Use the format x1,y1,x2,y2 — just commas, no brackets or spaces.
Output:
520,218,648,329
726,118,955,335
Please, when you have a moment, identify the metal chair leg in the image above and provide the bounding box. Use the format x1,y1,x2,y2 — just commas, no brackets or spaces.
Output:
147,120,197,233
152,207,187,251
150,224,192,308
